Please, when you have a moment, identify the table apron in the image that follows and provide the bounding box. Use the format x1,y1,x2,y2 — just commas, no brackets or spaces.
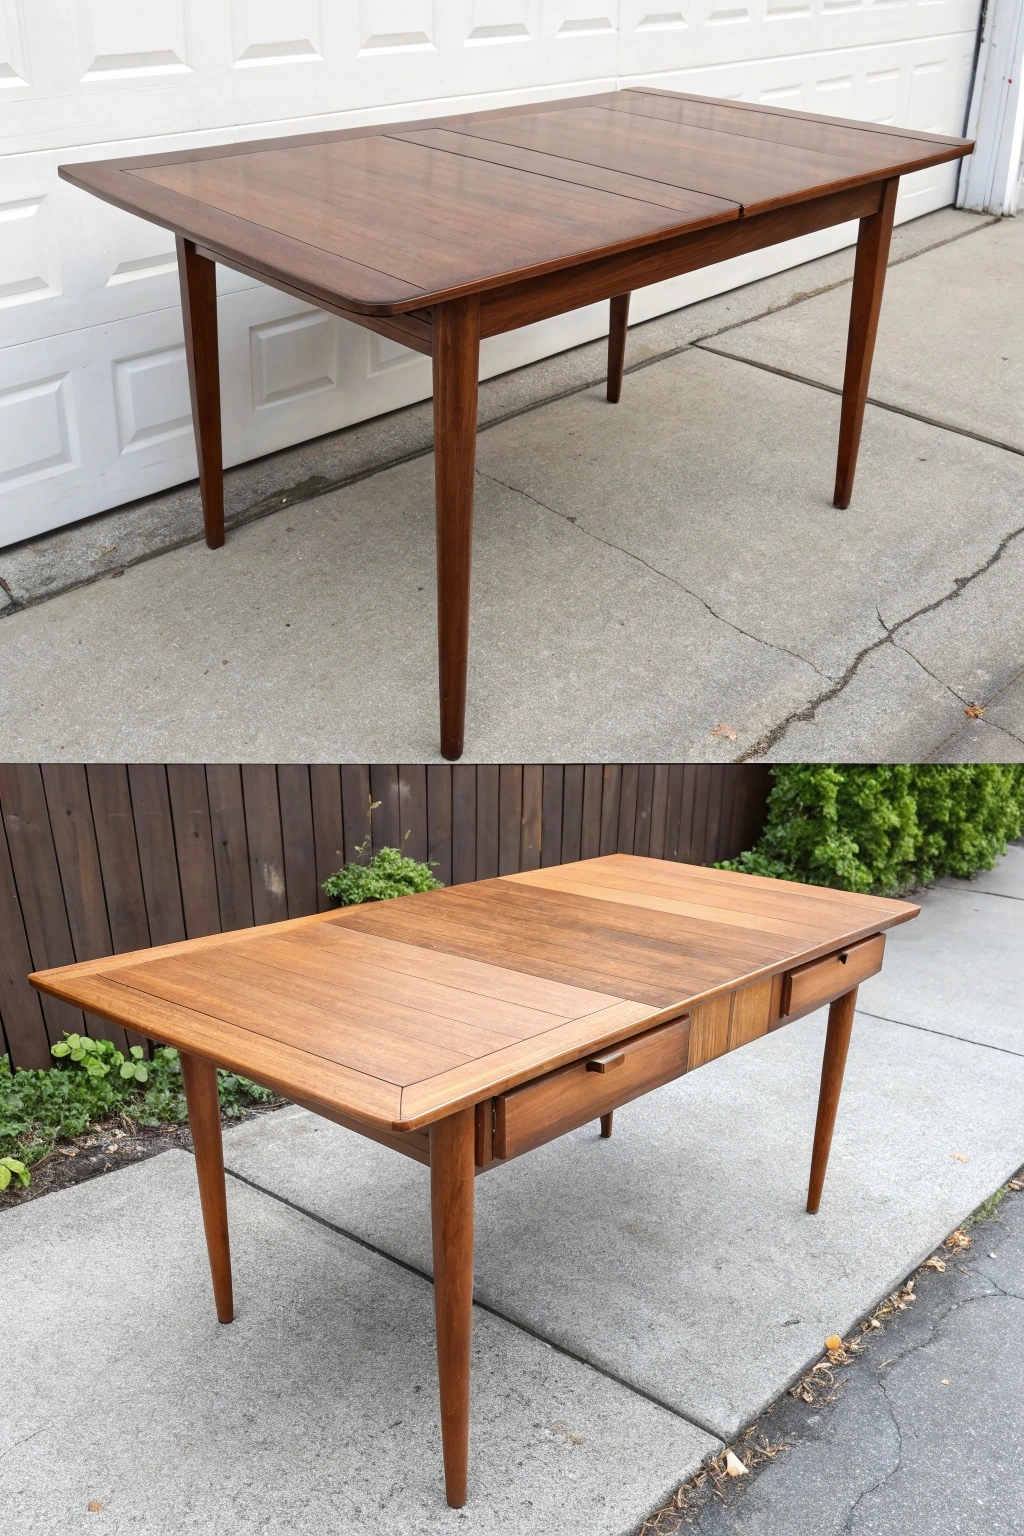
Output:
477,181,885,338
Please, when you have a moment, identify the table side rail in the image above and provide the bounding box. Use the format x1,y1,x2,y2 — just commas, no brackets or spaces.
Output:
479,181,884,337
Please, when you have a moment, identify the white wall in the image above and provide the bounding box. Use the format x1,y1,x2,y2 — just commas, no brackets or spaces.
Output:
0,0,982,547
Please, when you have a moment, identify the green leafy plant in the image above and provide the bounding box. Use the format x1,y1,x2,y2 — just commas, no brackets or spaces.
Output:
323,844,443,905
0,1037,281,1192
0,1157,29,1191
718,764,1024,895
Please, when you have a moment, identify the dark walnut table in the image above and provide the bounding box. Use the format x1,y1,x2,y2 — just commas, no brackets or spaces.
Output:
59,92,971,760
33,853,918,1506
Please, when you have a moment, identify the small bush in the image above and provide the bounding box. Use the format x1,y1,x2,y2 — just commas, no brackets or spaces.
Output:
323,845,443,905
718,764,1024,895
0,1037,280,1181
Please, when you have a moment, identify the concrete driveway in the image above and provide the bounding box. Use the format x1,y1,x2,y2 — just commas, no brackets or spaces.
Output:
0,209,1021,763
2,846,1022,1534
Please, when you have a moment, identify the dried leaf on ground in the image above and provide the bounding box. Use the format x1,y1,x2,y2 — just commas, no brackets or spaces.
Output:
922,1256,947,1272
951,1153,969,1163
711,724,738,741
963,703,985,719
946,1228,972,1251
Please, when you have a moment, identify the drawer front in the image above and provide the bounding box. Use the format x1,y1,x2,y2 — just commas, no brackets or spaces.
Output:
781,932,885,1017
493,1013,690,1162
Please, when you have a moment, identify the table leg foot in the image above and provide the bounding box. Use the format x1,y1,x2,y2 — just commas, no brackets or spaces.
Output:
433,296,481,762
607,293,630,403
430,1105,476,1507
600,1111,614,1138
833,178,898,510
176,237,225,550
806,987,858,1213
179,1049,234,1321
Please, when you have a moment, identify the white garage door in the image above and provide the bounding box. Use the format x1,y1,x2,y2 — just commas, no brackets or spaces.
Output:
1,0,981,547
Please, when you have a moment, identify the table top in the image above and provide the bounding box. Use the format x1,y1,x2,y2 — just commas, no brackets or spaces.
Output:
59,89,970,318
32,855,917,1132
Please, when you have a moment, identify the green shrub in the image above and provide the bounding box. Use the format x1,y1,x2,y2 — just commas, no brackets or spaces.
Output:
323,844,442,905
718,764,1024,895
0,1037,280,1184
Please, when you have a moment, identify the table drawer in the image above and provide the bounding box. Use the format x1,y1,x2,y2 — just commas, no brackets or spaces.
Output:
780,932,885,1017
493,1013,690,1161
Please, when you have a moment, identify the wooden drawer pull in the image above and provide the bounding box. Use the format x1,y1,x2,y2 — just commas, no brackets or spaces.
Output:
586,1048,625,1073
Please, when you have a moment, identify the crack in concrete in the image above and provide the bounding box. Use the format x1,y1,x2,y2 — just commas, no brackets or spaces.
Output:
0,1422,48,1463
739,520,1024,760
839,1376,904,1536
925,662,1024,759
224,1163,725,1445
858,1009,1024,1061
694,343,1024,462
475,468,833,685
674,213,999,355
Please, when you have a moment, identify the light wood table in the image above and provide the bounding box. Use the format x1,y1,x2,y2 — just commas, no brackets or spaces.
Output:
33,854,917,1506
59,93,971,760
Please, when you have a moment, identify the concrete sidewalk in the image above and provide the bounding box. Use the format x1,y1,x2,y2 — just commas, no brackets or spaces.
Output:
1,847,1021,1535
1,207,1021,763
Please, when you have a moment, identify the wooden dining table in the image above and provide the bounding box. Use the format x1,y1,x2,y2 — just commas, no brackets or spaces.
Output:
59,92,971,760
32,853,918,1506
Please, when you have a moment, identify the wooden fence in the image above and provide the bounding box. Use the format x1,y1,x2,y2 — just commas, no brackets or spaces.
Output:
0,764,770,1069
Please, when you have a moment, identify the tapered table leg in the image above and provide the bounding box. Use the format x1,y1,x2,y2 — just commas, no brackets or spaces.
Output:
432,296,481,762
806,987,858,1214
176,236,225,549
430,1105,476,1507
179,1049,234,1322
600,1112,614,1138
607,293,630,403
833,178,898,509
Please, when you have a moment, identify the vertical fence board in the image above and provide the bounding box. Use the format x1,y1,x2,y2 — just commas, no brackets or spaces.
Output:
42,765,129,1051
451,766,477,885
649,765,669,859
310,766,345,912
497,765,523,876
664,765,684,861
206,765,255,933
87,766,151,956
41,766,113,963
242,765,287,927
704,768,725,869
475,766,500,881
616,764,639,854
520,766,543,871
0,764,771,1068
580,765,604,860
0,765,84,1044
633,764,655,858
398,766,429,864
561,766,584,865
541,767,564,868
166,765,221,939
340,765,372,865
599,765,621,856
279,766,318,920
0,812,50,1068
128,766,187,948
370,766,401,854
678,767,698,863
426,766,452,887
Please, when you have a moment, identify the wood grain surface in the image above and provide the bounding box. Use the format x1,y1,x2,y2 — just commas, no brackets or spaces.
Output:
31,855,918,1132
59,88,970,317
